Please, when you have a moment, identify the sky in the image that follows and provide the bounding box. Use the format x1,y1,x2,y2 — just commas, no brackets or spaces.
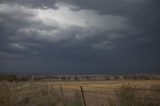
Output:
0,0,160,74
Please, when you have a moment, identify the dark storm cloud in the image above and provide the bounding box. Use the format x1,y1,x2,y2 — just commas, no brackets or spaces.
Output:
0,0,58,9
62,0,160,36
0,0,160,74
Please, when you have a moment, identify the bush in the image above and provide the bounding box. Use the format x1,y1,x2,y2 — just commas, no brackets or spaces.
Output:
115,84,160,106
0,75,17,82
64,90,83,106
116,84,137,106
0,82,11,106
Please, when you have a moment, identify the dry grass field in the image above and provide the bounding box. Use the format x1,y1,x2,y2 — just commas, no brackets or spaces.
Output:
48,80,160,106
0,80,160,106
47,80,160,89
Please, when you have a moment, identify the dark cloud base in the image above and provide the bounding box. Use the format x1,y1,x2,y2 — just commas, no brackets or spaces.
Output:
0,0,160,74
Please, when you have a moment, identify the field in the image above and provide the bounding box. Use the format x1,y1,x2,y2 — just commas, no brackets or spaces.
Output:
0,80,160,106
47,80,160,89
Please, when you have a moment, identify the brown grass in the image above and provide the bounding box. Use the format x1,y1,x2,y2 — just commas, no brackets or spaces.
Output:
0,80,160,106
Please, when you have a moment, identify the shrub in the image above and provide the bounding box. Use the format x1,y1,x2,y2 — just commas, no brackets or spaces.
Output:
116,84,160,106
0,82,11,106
116,84,137,106
64,91,83,106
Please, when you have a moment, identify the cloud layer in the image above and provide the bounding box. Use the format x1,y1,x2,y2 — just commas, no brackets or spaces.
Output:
0,0,160,74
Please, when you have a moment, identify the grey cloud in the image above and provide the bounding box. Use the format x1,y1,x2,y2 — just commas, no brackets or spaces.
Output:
0,0,58,9
0,0,160,74
0,3,129,49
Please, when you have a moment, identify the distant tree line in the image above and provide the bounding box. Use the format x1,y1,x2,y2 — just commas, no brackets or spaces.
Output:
0,74,31,82
0,74,159,82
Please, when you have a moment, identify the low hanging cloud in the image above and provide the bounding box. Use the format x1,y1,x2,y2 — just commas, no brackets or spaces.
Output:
0,0,160,73
0,2,131,51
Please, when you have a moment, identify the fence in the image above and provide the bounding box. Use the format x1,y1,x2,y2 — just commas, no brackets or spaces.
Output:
4,82,160,106
48,84,160,106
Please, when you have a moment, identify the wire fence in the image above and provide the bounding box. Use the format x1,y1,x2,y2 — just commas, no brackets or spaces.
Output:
48,84,160,106
6,82,160,106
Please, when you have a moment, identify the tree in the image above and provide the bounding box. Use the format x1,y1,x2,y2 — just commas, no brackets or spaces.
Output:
74,76,79,81
61,76,67,81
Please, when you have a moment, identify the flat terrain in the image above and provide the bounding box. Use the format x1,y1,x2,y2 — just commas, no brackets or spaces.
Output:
1,80,160,106
47,80,160,106
42,80,160,106
44,80,160,89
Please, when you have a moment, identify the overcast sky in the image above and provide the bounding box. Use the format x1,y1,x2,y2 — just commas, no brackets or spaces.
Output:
0,0,160,74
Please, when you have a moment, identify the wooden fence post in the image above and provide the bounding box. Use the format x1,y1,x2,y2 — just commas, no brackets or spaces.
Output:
60,84,64,97
80,86,87,106
8,88,10,103
46,85,48,90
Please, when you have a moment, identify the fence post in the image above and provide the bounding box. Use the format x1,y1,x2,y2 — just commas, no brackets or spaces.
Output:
8,88,11,103
60,84,64,97
80,86,87,106
46,85,49,94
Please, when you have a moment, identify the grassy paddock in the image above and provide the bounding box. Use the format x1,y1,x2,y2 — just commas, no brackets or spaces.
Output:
46,80,160,90
0,80,160,106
